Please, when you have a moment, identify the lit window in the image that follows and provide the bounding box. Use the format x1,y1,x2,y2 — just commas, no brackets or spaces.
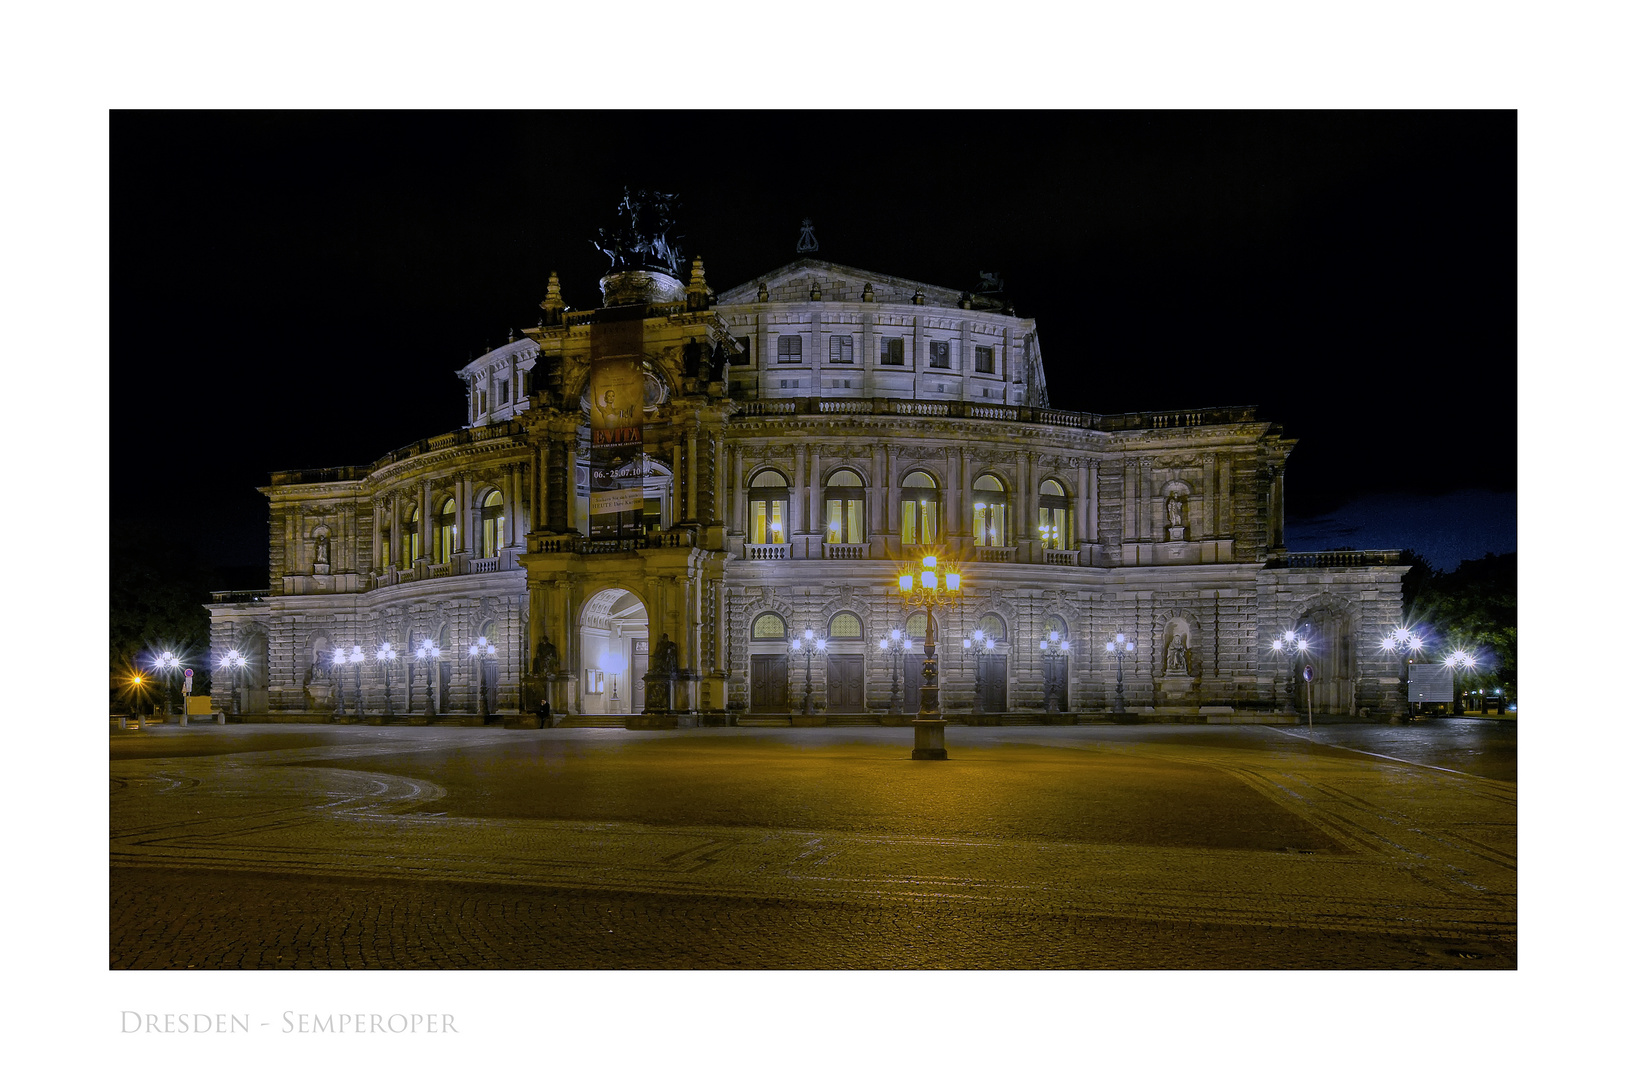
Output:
749,470,789,545
905,612,928,638
1039,479,1071,550
752,613,787,640
972,474,1008,547
900,471,938,546
830,336,854,364
829,612,863,639
480,489,504,557
777,336,803,363
979,614,1007,642
404,505,421,567
824,469,866,544
434,497,456,563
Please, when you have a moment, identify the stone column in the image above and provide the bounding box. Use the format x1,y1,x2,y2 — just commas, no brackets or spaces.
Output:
809,444,821,541
371,498,383,572
791,443,806,538
732,444,746,529
1218,454,1232,536
686,427,699,523
1202,454,1216,539
419,479,431,560
390,493,402,570
1076,461,1090,548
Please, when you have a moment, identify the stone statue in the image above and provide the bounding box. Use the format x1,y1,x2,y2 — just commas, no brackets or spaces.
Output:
531,636,560,680
594,188,684,276
315,533,331,567
1165,634,1189,675
1166,496,1185,529
651,633,679,676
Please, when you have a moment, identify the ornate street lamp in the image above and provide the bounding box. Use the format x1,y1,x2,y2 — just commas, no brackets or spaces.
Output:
218,648,247,718
897,552,962,759
1270,629,1309,713
154,650,182,720
1038,630,1071,712
468,636,497,718
789,628,828,715
374,641,398,717
1104,632,1136,714
876,627,907,713
415,640,442,717
1444,648,1478,715
1379,626,1425,718
961,627,990,714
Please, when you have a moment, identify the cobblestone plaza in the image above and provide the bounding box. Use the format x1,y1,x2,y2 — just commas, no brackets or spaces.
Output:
111,719,1514,970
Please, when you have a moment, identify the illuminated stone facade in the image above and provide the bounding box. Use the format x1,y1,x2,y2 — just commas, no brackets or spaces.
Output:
207,256,1408,724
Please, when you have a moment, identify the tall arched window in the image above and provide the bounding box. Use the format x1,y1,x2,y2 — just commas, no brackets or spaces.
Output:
900,471,939,547
972,474,1008,547
1039,479,1071,550
823,469,866,543
749,470,790,545
434,497,457,563
978,614,1008,642
402,505,421,568
480,490,505,557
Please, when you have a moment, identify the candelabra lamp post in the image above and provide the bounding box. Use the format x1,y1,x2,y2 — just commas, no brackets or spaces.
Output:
374,641,398,717
1039,631,1070,713
154,650,182,720
469,636,498,718
897,553,962,759
1379,626,1425,718
876,628,906,713
348,645,364,720
1270,629,1308,713
789,628,827,715
219,648,246,718
1444,648,1477,716
1104,632,1135,714
416,641,441,717
961,627,989,714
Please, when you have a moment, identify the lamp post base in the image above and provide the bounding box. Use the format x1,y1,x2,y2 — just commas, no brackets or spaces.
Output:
911,720,947,760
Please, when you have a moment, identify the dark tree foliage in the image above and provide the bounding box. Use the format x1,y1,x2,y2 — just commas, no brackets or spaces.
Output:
1404,552,1517,692
109,520,219,709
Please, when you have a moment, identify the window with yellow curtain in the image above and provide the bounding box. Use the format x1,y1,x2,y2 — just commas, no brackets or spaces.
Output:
480,490,505,557
823,469,866,543
434,498,456,563
1038,479,1072,549
900,471,938,546
748,470,789,545
972,474,1007,547
403,506,421,568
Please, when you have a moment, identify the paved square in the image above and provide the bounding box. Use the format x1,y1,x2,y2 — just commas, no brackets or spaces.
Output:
110,720,1515,969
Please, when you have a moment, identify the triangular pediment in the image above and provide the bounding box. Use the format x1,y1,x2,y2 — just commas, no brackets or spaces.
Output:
715,258,968,308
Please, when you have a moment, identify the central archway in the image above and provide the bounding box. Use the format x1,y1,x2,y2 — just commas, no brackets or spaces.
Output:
579,588,649,715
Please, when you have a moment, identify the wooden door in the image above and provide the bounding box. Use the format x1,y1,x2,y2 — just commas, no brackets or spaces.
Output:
902,655,924,712
826,656,865,712
631,640,648,712
750,655,789,711
982,656,1008,712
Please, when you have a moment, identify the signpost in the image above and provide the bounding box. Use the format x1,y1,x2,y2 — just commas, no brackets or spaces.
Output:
1302,664,1314,729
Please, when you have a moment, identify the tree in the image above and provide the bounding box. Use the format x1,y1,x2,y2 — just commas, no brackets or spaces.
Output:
1405,552,1517,695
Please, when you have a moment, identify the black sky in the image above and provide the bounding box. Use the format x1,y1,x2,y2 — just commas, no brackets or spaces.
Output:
111,110,1514,573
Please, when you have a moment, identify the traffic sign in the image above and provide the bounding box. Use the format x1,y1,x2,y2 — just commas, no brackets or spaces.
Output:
1302,665,1314,682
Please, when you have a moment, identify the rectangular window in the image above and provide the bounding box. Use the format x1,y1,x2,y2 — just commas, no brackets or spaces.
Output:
498,379,509,405
880,337,904,365
733,337,751,365
830,335,854,363
975,346,995,374
929,341,950,368
777,336,802,363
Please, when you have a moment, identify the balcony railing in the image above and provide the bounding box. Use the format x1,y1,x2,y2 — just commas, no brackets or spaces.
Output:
744,543,791,560
469,557,501,574
1042,548,1080,566
1265,549,1405,569
974,546,1017,563
209,589,269,604
727,396,1257,432
823,542,869,560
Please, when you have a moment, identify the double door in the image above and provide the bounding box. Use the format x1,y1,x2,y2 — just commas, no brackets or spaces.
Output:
825,656,865,712
750,655,789,711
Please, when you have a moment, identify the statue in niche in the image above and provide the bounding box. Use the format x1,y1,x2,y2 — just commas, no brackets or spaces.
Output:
1166,495,1186,530
531,636,560,680
314,532,331,567
1165,634,1189,676
651,633,680,676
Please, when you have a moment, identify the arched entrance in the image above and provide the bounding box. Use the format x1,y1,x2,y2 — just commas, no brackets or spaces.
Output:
579,588,649,715
1295,602,1355,717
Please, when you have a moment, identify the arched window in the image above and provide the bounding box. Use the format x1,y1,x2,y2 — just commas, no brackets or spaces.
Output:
749,470,790,545
829,612,863,639
434,497,456,563
1042,614,1068,639
751,613,787,640
403,505,421,568
978,614,1007,642
905,612,928,639
900,471,939,547
972,475,1008,547
1039,479,1071,550
480,489,504,558
824,469,866,544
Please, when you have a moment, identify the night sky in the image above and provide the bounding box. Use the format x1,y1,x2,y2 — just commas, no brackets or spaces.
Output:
111,111,1514,574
